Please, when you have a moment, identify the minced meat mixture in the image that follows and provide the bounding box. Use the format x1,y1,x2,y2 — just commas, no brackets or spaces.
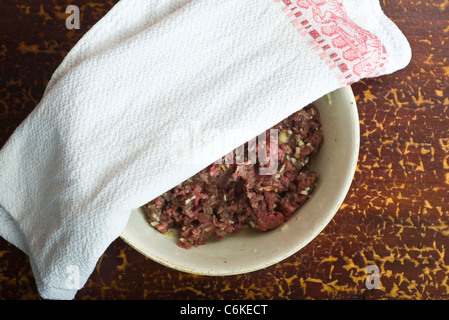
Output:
142,104,323,249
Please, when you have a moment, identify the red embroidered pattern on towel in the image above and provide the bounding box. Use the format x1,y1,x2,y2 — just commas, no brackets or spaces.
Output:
274,0,388,85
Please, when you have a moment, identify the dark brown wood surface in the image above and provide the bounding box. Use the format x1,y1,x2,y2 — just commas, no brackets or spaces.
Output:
1,1,448,300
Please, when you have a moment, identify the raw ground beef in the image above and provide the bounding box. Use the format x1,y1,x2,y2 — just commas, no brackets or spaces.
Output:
142,104,323,249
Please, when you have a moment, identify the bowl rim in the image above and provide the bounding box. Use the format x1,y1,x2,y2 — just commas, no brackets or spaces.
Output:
120,85,360,275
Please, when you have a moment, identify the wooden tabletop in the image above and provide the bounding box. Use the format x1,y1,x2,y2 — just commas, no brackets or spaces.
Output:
1,1,448,300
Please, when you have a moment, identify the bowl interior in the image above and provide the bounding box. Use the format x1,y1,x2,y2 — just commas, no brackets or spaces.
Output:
120,86,359,275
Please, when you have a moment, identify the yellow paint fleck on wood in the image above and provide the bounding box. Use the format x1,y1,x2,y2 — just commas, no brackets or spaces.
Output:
416,160,425,171
116,249,128,272
17,41,58,54
362,89,377,103
443,156,449,170
440,138,449,152
437,0,449,11
38,4,53,22
443,66,449,76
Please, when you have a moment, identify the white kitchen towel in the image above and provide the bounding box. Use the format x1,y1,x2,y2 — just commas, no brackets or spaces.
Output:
0,0,411,299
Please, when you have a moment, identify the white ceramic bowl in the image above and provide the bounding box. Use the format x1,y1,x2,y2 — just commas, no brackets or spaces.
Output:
120,86,359,275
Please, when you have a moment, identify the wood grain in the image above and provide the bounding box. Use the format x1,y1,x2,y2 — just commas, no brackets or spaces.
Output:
0,0,448,300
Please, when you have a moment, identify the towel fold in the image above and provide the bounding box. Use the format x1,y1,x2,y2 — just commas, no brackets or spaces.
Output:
0,0,411,299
